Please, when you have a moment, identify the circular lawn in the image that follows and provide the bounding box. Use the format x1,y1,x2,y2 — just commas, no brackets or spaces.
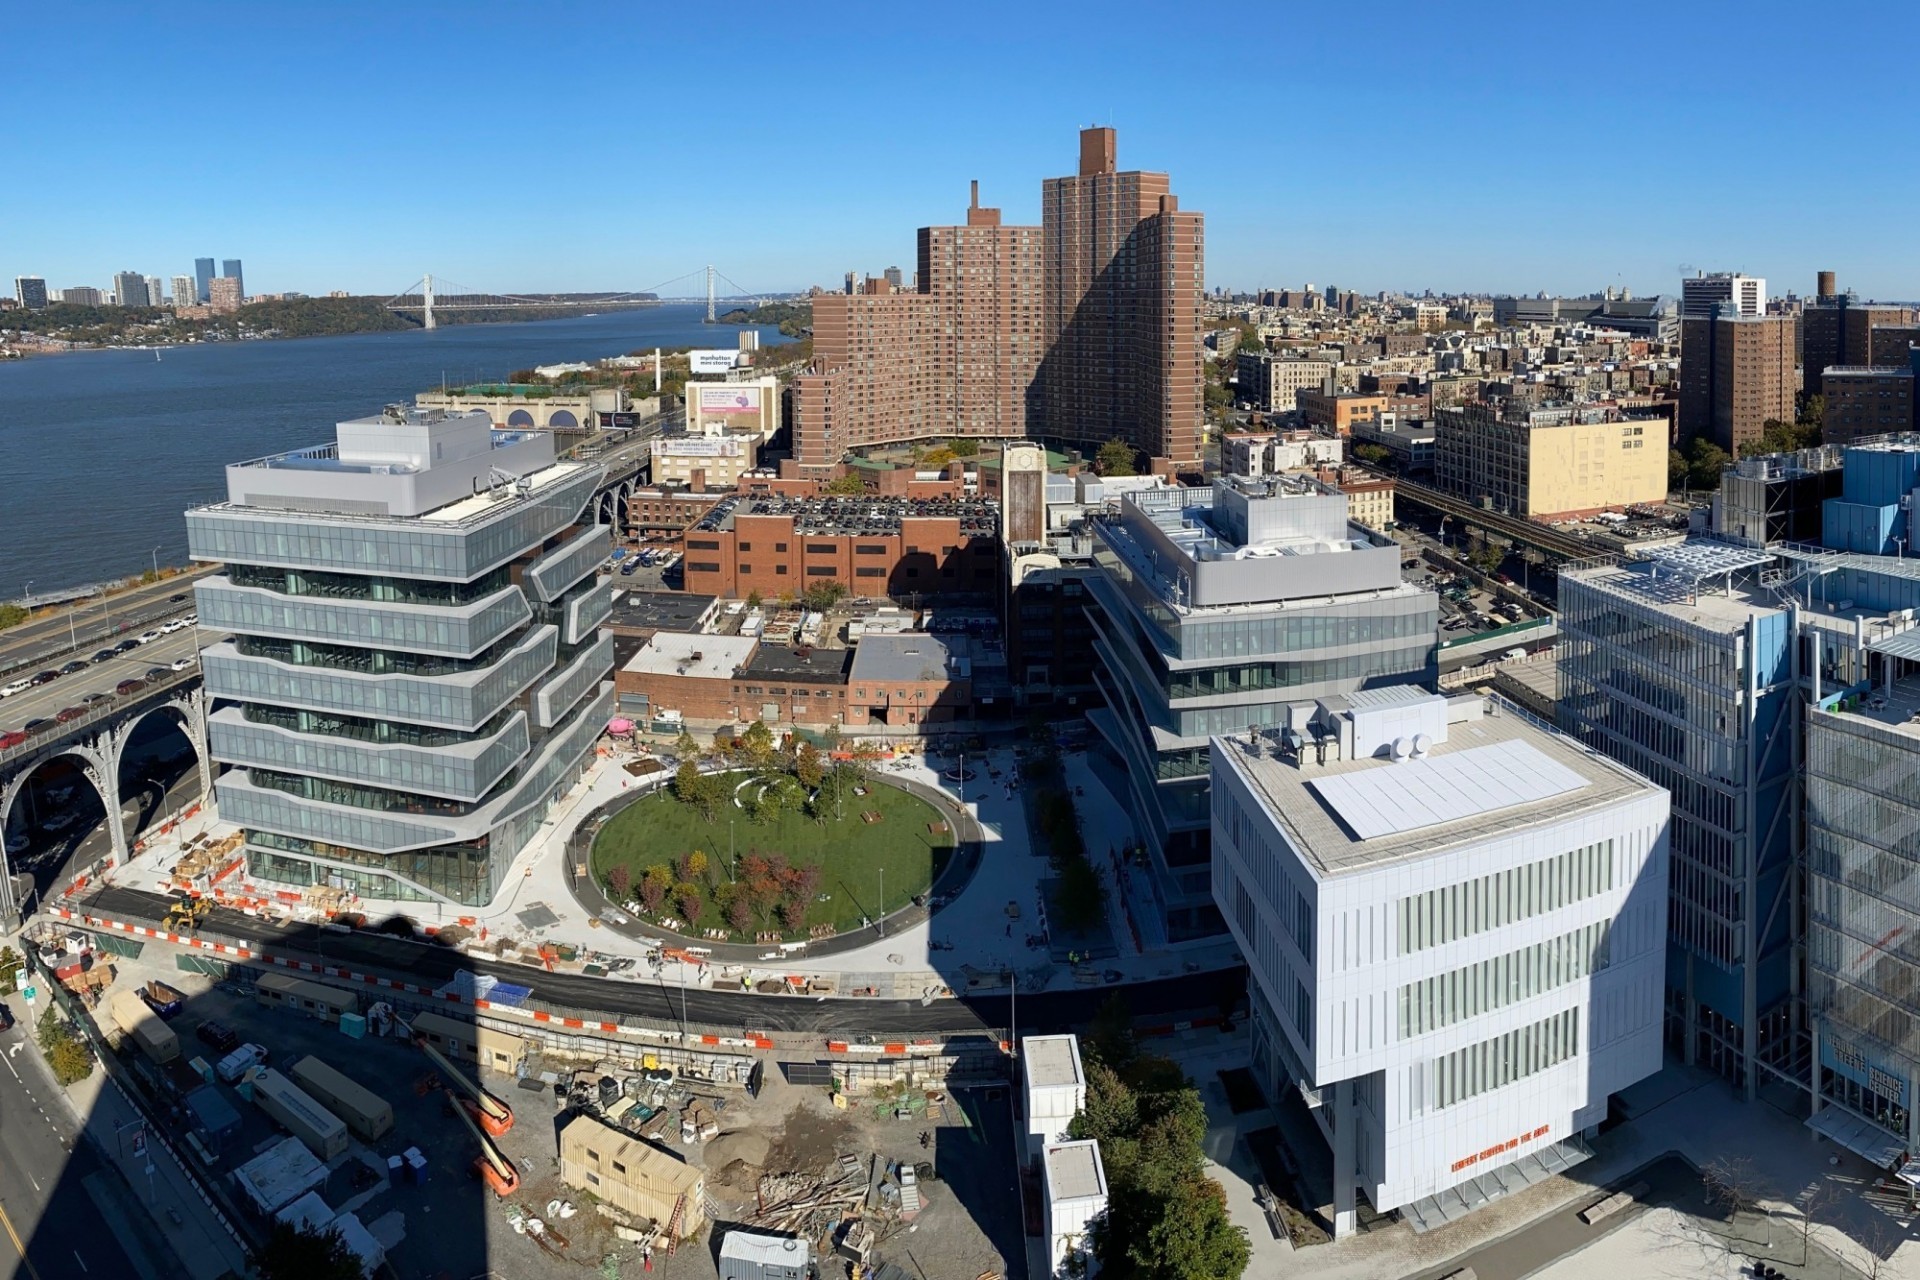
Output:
590,771,954,939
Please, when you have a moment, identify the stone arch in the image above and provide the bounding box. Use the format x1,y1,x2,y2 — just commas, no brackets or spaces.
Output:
598,491,618,529
112,690,212,815
547,409,579,430
507,409,536,428
615,480,635,535
0,740,123,903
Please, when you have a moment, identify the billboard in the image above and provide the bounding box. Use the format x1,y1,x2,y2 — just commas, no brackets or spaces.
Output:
696,384,762,416
688,350,742,374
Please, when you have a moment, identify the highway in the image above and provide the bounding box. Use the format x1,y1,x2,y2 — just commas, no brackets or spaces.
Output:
0,1015,148,1280
80,884,1245,1039
0,629,207,740
0,568,215,679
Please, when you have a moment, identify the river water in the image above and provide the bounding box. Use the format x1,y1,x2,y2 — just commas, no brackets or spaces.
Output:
0,305,789,594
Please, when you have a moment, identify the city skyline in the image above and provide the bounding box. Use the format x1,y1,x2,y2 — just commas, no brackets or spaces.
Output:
9,3,1920,300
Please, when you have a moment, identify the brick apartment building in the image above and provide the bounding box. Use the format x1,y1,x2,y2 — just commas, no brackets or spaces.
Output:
793,185,1041,475
1039,127,1204,472
1679,311,1797,453
627,485,725,535
1823,367,1916,444
1803,293,1915,390
1297,389,1388,435
680,494,1000,600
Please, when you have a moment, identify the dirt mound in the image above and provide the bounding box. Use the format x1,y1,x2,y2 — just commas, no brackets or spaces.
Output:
768,1108,860,1173
705,1128,772,1173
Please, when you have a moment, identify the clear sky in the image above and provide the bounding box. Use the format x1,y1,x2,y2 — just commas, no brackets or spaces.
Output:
12,1,1920,301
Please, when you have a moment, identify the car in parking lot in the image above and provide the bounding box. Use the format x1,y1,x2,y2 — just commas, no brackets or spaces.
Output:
58,661,87,676
54,706,87,723
91,649,117,664
136,630,161,645
115,679,147,696
195,1021,240,1053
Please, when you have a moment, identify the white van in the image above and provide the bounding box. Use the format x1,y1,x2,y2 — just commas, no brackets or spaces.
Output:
1502,647,1528,663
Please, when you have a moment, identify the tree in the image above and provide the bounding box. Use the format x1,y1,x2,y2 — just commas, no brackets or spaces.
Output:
1096,438,1139,477
726,892,754,934
0,946,22,989
802,579,848,611
821,723,842,753
672,759,715,818
673,882,703,922
1088,993,1137,1069
1685,438,1730,491
1701,1153,1768,1222
36,1014,93,1087
605,865,632,904
1800,392,1825,434
255,1220,366,1280
685,849,708,881
919,446,957,469
673,729,700,761
745,590,763,609
638,865,671,914
823,473,867,496
794,741,825,789
1353,442,1391,466
741,720,776,768
1668,447,1690,492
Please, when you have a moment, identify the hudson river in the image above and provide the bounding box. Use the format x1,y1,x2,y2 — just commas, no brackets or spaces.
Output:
0,306,789,594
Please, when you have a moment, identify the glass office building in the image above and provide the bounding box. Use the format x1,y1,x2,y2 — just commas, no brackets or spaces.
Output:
1086,476,1437,943
188,407,613,905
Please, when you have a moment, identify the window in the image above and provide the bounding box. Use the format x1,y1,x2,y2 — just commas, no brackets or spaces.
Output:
585,1171,600,1185
736,542,752,552
687,562,720,574
1398,841,1615,953
776,566,789,575
856,544,889,555
738,565,753,575
1431,1009,1579,1109
612,1161,627,1175
775,542,788,552
1399,921,1613,1037
856,568,884,578
807,567,836,576
808,543,837,554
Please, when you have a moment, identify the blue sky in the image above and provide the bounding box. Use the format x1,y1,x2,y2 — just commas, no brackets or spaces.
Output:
11,1,1920,300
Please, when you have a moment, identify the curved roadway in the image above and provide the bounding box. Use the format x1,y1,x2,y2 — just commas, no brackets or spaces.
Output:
80,883,1244,1039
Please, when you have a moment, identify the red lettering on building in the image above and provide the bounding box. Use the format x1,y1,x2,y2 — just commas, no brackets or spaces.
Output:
1450,1123,1552,1174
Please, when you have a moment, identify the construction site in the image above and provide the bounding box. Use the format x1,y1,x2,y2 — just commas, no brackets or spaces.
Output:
40,921,1025,1280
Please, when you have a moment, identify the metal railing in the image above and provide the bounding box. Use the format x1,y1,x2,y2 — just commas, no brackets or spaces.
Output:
0,669,201,769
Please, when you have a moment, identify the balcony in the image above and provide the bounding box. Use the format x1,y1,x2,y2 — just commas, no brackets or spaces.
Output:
534,633,613,729
201,625,558,731
196,575,531,658
525,525,611,603
208,705,529,803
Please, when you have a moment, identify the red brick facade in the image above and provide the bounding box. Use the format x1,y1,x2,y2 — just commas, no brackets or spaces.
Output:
681,509,999,601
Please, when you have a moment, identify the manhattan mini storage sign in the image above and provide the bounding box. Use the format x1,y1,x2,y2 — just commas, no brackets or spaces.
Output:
688,349,742,374
696,383,762,415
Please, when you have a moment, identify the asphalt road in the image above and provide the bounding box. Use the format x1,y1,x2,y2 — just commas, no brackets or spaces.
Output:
0,629,207,737
80,884,1245,1038
0,569,213,677
0,1019,146,1280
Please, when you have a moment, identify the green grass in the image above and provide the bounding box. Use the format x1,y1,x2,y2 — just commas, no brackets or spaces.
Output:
590,772,954,937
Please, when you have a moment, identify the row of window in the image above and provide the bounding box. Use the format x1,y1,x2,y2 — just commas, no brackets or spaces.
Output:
1399,921,1612,1038
1432,1008,1580,1110
1399,840,1616,954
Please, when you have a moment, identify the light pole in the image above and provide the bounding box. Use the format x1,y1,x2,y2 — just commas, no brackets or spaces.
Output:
21,581,31,609
150,546,162,579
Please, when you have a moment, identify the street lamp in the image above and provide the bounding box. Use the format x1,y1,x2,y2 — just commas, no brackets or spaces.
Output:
150,546,162,578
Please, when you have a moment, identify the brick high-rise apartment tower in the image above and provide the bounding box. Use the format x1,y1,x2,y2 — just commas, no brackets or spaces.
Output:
1039,127,1204,471
920,182,1044,442
1679,308,1797,454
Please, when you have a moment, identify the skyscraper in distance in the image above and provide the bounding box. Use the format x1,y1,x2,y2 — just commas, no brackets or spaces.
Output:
1039,127,1204,471
171,275,196,308
112,271,150,307
14,277,47,310
195,257,215,304
221,259,244,299
145,275,166,307
1680,271,1766,318
1679,307,1797,452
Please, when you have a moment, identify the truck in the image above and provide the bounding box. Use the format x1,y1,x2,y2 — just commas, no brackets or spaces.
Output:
109,989,180,1064
289,1056,393,1142
216,1042,269,1082
250,1067,349,1161
141,979,186,1019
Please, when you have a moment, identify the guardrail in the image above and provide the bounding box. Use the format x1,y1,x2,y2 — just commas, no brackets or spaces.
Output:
0,667,201,769
0,570,216,681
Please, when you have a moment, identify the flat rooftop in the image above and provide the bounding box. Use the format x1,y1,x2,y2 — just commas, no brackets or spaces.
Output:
610,590,717,634
1562,557,1785,633
741,645,851,682
1219,700,1660,877
1828,672,1920,740
1043,1140,1108,1204
849,634,970,684
691,493,998,536
622,631,756,681
1022,1035,1084,1090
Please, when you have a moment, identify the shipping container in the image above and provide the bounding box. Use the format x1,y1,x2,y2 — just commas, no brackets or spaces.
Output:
409,1010,527,1076
108,989,180,1064
254,972,358,1023
250,1067,349,1161
289,1056,393,1142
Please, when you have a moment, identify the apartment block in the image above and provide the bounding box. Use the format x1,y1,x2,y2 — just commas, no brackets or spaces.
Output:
208,276,244,314
1803,294,1915,389
1679,312,1797,453
1680,272,1766,318
1236,352,1331,413
1212,691,1669,1235
186,407,614,905
1039,127,1204,471
1432,402,1666,519
1298,390,1388,435
1823,368,1916,445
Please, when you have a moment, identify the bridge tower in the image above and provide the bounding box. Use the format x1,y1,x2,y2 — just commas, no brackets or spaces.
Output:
705,264,715,323
423,273,436,331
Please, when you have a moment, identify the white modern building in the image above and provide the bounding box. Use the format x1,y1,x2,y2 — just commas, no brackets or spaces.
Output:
1681,272,1766,318
1021,1034,1087,1162
1211,689,1670,1235
187,406,614,905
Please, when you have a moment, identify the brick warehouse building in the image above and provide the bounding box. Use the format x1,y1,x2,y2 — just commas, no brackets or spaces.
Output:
680,494,1000,600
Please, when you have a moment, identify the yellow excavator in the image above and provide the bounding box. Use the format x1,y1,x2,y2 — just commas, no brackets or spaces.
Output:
161,895,212,934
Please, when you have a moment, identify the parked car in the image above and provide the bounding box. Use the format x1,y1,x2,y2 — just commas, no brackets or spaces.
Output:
54,706,87,723
58,661,87,675
196,1021,240,1054
91,649,117,664
115,679,147,696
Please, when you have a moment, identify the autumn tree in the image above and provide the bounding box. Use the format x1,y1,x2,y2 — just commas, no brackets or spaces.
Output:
638,865,671,914
794,741,825,789
606,865,632,903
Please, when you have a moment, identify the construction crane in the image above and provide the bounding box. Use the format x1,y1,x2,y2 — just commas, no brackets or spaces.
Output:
401,1017,515,1136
